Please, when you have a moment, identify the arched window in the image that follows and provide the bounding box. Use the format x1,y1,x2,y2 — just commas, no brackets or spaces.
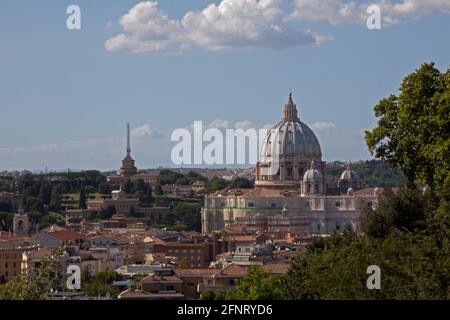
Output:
17,220,24,233
286,167,293,177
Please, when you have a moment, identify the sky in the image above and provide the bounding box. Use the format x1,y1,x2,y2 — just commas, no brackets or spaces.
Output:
0,0,449,171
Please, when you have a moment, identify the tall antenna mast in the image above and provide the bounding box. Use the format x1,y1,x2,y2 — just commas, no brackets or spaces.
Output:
126,123,131,156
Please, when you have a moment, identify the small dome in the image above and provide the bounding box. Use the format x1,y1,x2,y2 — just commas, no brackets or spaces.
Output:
373,187,382,196
340,163,360,180
303,161,322,181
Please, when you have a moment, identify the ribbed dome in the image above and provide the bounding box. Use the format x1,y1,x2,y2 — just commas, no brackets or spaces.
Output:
303,168,322,181
340,163,360,180
303,161,322,181
260,93,321,162
340,169,359,180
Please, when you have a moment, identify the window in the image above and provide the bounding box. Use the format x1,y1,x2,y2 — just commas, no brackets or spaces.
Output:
248,202,254,208
229,279,235,285
317,224,321,231
166,285,175,291
271,203,276,208
336,224,340,231
197,249,201,253
304,201,309,208
335,201,341,207
367,201,373,207
287,167,293,176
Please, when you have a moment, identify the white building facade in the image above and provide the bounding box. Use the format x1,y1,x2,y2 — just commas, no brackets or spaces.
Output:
202,93,380,235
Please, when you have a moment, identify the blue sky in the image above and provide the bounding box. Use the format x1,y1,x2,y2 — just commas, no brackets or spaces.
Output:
0,0,449,171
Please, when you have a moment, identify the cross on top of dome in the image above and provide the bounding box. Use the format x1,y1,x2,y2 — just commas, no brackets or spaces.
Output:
283,91,299,121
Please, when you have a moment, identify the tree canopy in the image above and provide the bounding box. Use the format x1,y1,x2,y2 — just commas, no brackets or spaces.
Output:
365,63,450,193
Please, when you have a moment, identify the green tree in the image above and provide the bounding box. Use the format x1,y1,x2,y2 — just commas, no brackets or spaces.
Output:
201,289,231,300
362,188,429,238
99,206,116,220
78,184,87,209
154,184,163,196
365,63,450,193
230,177,254,189
49,185,63,210
82,271,124,298
205,177,230,193
159,169,184,185
233,267,285,300
0,252,61,300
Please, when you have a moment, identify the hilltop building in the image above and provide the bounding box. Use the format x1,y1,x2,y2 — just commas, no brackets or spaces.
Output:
87,187,139,214
107,123,160,186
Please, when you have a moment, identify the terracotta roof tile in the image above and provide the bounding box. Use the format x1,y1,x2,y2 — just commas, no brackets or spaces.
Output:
175,268,218,277
142,275,182,283
261,263,290,275
47,230,83,241
216,264,247,277
232,235,257,242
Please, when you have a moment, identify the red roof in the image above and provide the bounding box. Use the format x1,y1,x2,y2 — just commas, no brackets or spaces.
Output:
261,263,290,275
142,275,182,283
215,264,247,277
48,230,83,241
175,268,218,277
231,235,257,242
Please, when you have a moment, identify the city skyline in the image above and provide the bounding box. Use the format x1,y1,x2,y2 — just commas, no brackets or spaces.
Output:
1,0,449,171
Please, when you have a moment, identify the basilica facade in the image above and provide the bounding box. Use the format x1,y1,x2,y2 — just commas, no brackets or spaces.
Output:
201,93,381,235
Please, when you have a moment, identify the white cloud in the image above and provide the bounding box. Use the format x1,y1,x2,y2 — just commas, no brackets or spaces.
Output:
106,0,450,54
207,119,232,130
132,124,166,139
105,0,330,53
234,120,254,130
0,124,172,171
310,121,336,131
290,0,450,26
262,123,275,129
